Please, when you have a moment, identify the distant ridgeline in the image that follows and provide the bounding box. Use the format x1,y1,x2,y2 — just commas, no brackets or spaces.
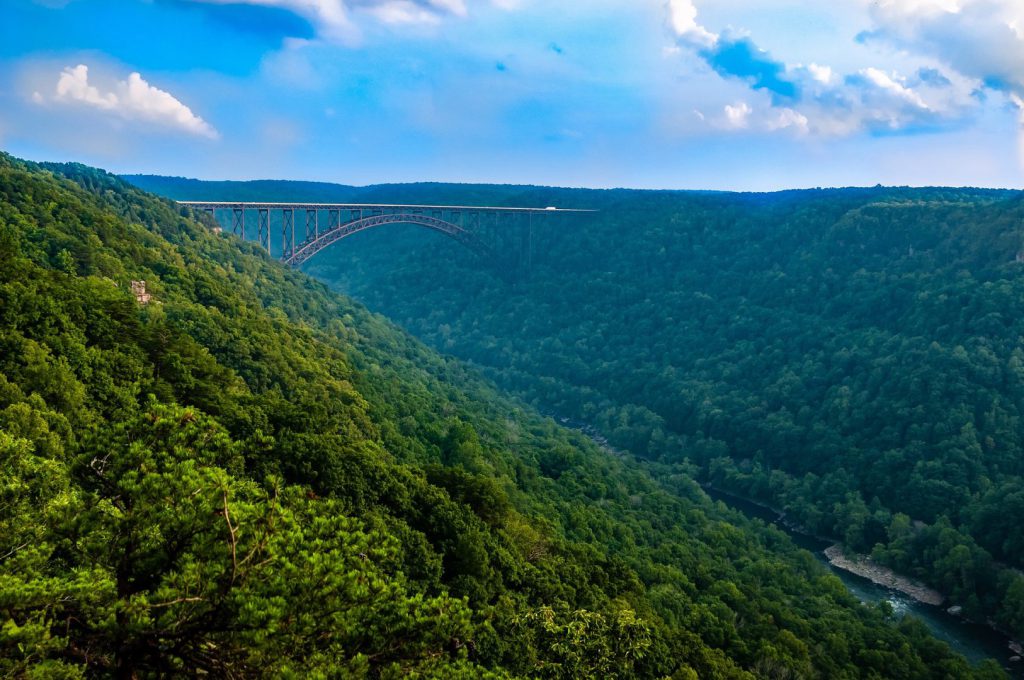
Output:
128,174,1024,647
0,157,1011,677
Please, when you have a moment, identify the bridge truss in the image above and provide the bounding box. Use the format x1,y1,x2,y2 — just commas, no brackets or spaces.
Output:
178,201,591,268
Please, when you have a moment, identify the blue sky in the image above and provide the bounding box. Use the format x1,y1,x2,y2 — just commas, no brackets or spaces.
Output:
1,0,1023,190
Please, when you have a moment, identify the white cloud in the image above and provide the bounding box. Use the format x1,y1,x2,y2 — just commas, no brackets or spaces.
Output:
56,64,118,109
768,107,809,133
41,64,218,139
690,58,975,138
797,63,975,135
667,0,987,140
363,1,443,24
806,63,833,85
863,0,1024,162
191,0,358,43
1012,93,1024,168
723,101,751,129
865,0,1024,97
871,0,962,14
1010,18,1024,40
185,0,508,43
713,102,809,134
425,0,467,15
667,0,717,47
861,67,930,110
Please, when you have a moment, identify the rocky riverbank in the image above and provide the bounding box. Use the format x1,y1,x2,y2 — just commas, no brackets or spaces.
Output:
824,545,945,606
556,420,1020,669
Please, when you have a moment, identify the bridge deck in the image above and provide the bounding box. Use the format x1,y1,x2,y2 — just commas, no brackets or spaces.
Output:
178,201,594,213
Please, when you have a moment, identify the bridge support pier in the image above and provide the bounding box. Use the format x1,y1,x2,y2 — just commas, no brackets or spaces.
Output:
232,207,245,239
306,209,318,242
281,209,295,260
258,208,270,253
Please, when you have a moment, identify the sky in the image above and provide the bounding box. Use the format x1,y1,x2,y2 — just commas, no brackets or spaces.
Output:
1,0,1024,190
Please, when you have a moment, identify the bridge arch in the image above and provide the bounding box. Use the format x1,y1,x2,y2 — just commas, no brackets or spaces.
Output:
285,212,489,266
177,201,593,268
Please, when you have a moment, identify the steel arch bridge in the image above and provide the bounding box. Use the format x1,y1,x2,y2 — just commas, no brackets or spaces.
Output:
177,201,591,267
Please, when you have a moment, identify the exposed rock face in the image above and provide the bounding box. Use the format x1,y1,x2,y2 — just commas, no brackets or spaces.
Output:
947,605,963,616
824,545,945,606
131,280,152,305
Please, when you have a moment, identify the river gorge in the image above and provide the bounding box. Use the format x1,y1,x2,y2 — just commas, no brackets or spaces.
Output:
701,486,1021,675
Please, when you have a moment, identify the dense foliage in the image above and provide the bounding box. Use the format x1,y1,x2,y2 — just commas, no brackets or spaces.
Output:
128,174,1024,646
2,157,1003,677
268,180,1024,643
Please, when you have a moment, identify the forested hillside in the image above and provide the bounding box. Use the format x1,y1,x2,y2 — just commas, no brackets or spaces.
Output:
126,174,1024,646
314,184,1024,642
2,158,1002,677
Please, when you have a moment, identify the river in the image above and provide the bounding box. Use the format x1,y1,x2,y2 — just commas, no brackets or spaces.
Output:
552,414,1023,674
702,485,1021,675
